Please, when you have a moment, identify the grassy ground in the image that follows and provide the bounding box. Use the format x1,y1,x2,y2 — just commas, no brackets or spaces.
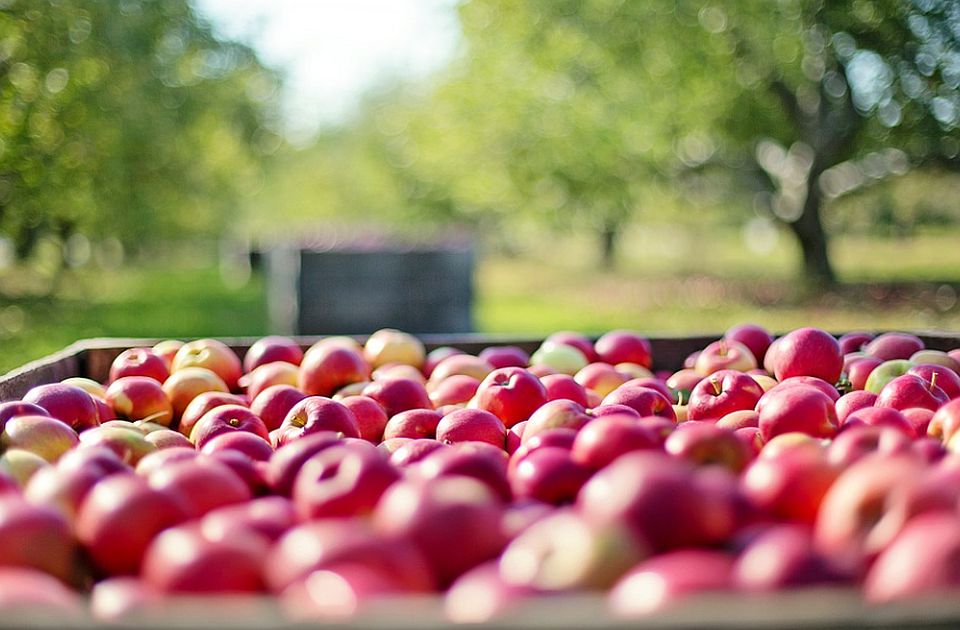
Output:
1,229,959,375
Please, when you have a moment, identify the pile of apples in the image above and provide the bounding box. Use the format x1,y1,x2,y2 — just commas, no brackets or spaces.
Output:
1,325,960,621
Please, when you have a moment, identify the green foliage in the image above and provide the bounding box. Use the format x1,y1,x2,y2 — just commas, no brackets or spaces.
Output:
0,0,280,259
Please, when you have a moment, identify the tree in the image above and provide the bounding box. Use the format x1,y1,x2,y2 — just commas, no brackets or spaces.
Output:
0,0,280,261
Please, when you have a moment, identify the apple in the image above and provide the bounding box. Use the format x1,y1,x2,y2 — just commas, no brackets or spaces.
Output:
835,390,878,423
575,362,631,398
76,473,190,575
1,415,79,462
601,385,676,422
511,428,578,467
757,385,838,441
724,323,773,365
364,328,425,369
298,344,370,397
240,361,299,401
686,370,763,422
410,442,510,502
842,406,916,437
338,395,389,443
908,363,960,400
876,373,948,412
838,331,874,355
152,339,184,369
435,408,506,448
105,376,173,426
0,496,75,582
428,354,495,385
23,460,107,521
694,340,757,376
0,567,82,611
200,495,298,543
472,367,549,429
78,425,157,465
145,428,195,450
827,426,912,468
0,402,50,434
266,432,344,496
741,443,838,525
0,449,48,487
200,431,273,462
571,413,659,470
190,404,270,449
280,564,404,620
578,451,733,551
865,332,925,362
372,363,426,383
518,399,590,446
142,521,266,593
90,577,160,621
244,335,303,373
734,524,846,591
771,327,843,385
509,446,592,504
903,407,936,436
293,445,399,519
910,349,960,374
545,331,598,363
594,330,653,369
774,376,841,402
423,346,466,378
177,391,247,437
59,445,129,477
135,448,197,479
477,345,530,370
275,397,360,446
389,439,448,468
862,359,915,394
928,399,960,443
60,376,107,400
361,377,433,418
249,385,307,433
445,561,539,623
428,374,481,408
500,508,644,592
664,423,752,473
148,457,251,519
109,348,170,383
664,368,702,404
22,383,99,431
529,342,589,376
382,408,443,440
715,410,759,431
538,373,589,407
171,338,243,391
845,356,882,392
162,367,229,419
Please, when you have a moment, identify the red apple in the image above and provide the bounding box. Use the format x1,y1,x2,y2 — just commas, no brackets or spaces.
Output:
545,331,598,363
724,323,773,365
0,567,82,611
601,385,676,422
189,404,269,449
835,390,878,423
361,377,433,418
78,425,157,465
200,495,297,543
428,374,481,408
477,345,530,370
177,391,247,437
76,473,190,575
90,577,160,621
240,361,299,401
144,428,193,450
293,445,399,519
428,354,495,385
908,364,960,400
609,549,734,617
716,410,759,431
411,442,510,502
382,408,443,440
472,367,548,429
338,395,389,443
424,346,466,378
520,399,591,446
694,340,757,376
571,413,659,470
758,385,838,441
162,367,229,419
741,444,838,525
152,339,184,369
904,407,936,436
0,402,51,434
0,496,75,581
539,373,589,407
575,362,631,398
275,397,360,446
838,331,874,355
200,431,273,462
298,344,370,397
435,408,506,448
280,564,403,620
109,348,170,384
389,439,447,468
865,332,925,362
171,339,243,391
244,335,303,373
928,398,960,442
508,446,591,504
266,431,344,496
876,373,948,412
842,406,916,437
445,561,539,623
134,447,198,478
22,383,99,431
664,423,752,473
735,524,846,591
363,328,425,369
772,327,842,384
847,356,883,391
594,330,652,369
105,376,173,426
1,415,79,463
686,370,763,422
249,385,307,433
148,457,251,519
827,425,912,468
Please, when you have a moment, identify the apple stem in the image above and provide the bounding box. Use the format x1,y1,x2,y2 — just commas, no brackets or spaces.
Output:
710,377,721,396
718,340,728,357
930,372,939,392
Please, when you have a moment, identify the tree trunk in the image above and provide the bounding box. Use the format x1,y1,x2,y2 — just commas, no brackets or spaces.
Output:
786,172,836,288
599,220,618,270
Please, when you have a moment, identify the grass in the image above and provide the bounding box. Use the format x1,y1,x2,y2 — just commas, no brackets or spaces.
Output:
1,228,959,375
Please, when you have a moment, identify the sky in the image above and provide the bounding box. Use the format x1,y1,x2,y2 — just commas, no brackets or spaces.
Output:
194,0,462,143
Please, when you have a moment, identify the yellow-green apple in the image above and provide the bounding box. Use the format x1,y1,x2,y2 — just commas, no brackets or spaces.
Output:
361,377,433,418
105,376,173,425
141,521,266,593
500,508,644,592
0,496,75,582
78,425,157,465
338,395,389,443
594,330,652,369
529,342,589,376
664,423,752,473
509,446,592,505
601,385,676,422
428,374,481,408
0,402,50,434
521,399,591,445
724,323,774,365
382,408,442,441
428,354,494,384
908,364,960,399
76,473,190,575
162,367,229,419
363,328,425,369
576,362,631,397
545,331,599,363
240,361,299,401
61,377,107,400
472,367,549,429
189,404,270,449
686,370,763,422
152,340,184,369
838,331,874,355
249,385,307,433
827,425,911,468
842,406,916,437
609,549,735,617
865,332,924,361
435,408,506,448
476,345,529,370
293,445,399,520
694,340,757,377
373,476,506,587
22,383,100,431
771,327,843,384
757,385,838,441
109,348,170,383
172,339,243,392
570,413,660,471
0,449,48,486
835,390,878,423
178,391,247,437
298,344,370,397
876,373,948,411
243,335,304,373
1,415,78,462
